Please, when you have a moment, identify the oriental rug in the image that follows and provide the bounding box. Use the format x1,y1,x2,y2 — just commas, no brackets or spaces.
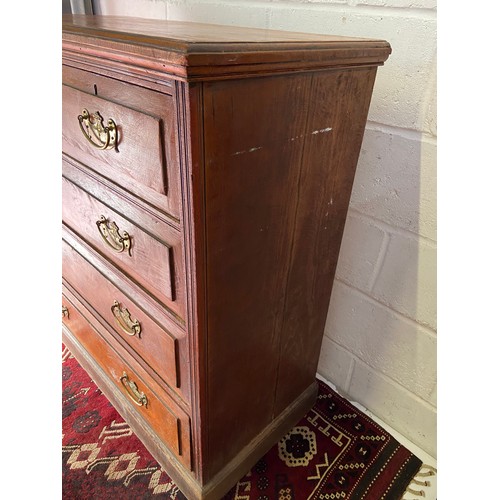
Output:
62,345,434,499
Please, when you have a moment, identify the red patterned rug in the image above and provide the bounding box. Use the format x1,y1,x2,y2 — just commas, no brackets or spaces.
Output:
62,345,434,499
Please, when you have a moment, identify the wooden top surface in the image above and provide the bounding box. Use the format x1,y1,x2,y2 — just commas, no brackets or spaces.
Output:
64,15,383,46
62,15,391,81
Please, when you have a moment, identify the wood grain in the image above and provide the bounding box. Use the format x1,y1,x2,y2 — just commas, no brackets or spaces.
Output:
63,14,386,44
201,72,315,477
273,68,378,415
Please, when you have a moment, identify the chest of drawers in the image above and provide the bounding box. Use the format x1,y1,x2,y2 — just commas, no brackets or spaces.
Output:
61,15,390,499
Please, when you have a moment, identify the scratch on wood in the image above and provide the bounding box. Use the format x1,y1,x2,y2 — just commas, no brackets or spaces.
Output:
289,127,333,142
312,127,333,135
231,127,333,156
232,146,263,156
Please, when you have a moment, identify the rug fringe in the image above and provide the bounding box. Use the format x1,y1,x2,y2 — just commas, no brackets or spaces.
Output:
415,464,436,477
411,478,430,487
405,486,425,497
402,463,436,499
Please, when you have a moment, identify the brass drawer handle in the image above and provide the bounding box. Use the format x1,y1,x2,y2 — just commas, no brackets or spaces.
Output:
96,215,131,255
111,300,141,337
62,305,69,318
120,372,148,407
77,108,117,150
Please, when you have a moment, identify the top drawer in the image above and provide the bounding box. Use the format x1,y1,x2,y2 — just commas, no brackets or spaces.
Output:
62,67,181,222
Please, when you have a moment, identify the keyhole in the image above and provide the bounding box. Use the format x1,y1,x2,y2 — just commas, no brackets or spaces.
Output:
93,84,98,96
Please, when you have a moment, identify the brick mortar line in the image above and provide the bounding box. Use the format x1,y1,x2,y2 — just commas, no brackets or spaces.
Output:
320,336,357,390
323,338,438,410
345,353,356,390
367,231,392,293
346,0,435,9
334,277,437,336
365,121,437,143
322,326,436,404
319,335,437,410
347,208,437,246
322,332,437,405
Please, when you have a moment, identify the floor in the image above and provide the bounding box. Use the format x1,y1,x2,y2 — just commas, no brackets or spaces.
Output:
317,374,437,500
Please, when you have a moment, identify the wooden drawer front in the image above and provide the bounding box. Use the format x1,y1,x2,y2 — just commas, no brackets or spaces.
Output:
62,291,191,469
62,238,182,395
62,84,170,205
62,66,181,222
62,174,181,311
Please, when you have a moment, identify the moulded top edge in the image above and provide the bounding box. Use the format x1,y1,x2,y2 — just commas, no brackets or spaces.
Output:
62,15,391,80
62,15,390,54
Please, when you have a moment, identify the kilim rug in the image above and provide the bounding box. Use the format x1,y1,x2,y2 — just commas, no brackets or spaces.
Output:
62,344,435,499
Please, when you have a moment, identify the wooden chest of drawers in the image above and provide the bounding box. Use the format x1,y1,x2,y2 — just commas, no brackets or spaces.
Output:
62,15,390,499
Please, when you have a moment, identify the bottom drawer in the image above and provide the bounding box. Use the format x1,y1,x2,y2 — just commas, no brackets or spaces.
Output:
62,289,192,470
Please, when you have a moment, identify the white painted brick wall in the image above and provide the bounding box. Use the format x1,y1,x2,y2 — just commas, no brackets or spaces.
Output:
92,0,437,458
323,281,436,403
351,128,437,241
371,232,437,329
167,1,270,28
93,0,167,18
317,337,354,392
334,213,387,291
348,360,436,454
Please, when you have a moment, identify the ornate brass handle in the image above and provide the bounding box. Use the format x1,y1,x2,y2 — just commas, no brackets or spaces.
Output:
111,300,141,337
62,306,69,318
96,215,131,255
120,372,148,407
77,108,117,150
